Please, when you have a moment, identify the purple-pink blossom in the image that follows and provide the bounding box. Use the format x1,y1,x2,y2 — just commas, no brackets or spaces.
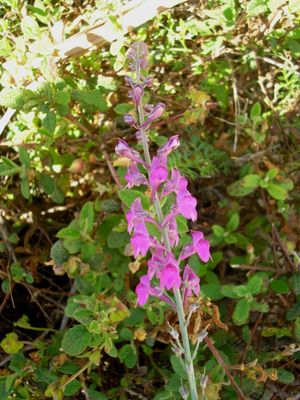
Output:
142,103,165,128
115,139,144,164
183,264,200,297
158,135,180,158
192,231,211,262
176,190,197,221
131,223,150,258
126,198,148,234
125,162,148,188
180,231,211,263
149,156,168,197
129,84,144,105
158,253,181,290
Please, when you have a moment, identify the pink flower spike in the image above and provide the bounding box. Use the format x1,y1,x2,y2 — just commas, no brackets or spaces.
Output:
125,162,148,188
183,264,200,297
176,190,197,221
158,135,180,158
192,231,211,262
158,254,181,290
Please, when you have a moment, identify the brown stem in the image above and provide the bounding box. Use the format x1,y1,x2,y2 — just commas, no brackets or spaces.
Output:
64,114,93,136
204,336,247,400
103,150,122,189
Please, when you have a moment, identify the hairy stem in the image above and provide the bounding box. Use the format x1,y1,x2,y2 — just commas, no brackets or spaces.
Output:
136,66,198,400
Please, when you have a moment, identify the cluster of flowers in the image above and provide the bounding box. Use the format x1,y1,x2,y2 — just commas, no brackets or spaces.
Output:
115,43,211,308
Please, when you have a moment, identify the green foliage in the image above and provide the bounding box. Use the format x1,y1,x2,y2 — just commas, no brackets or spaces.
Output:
0,0,299,398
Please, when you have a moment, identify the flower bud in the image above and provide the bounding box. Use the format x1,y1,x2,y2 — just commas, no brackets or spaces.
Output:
130,84,143,105
124,113,135,126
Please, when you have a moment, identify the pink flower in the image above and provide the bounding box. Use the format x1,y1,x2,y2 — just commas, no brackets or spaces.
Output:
163,169,188,196
149,156,168,198
124,114,136,126
192,231,210,262
158,254,181,290
126,198,148,234
176,190,197,221
136,275,152,306
142,103,165,128
131,222,150,257
115,139,143,164
180,231,211,263
158,135,180,158
125,162,148,188
183,264,200,297
129,84,144,105
167,216,179,247
135,274,163,306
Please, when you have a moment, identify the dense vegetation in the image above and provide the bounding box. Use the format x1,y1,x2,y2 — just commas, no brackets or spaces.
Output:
0,1,299,399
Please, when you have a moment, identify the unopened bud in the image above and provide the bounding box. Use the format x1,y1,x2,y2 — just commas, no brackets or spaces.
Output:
198,330,208,343
179,386,189,399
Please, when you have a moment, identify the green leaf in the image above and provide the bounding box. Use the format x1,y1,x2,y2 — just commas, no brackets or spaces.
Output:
175,215,188,233
170,354,187,379
62,325,93,356
20,177,30,199
107,231,129,249
224,233,237,244
265,168,278,181
250,102,261,118
227,176,259,197
247,275,263,295
290,274,300,296
0,157,20,176
50,240,69,265
243,174,261,187
72,89,107,112
212,225,225,237
79,202,95,236
118,344,138,368
226,213,240,232
246,0,268,16
118,189,150,209
201,284,224,300
270,279,289,294
294,317,300,342
64,379,81,396
233,299,251,325
54,91,70,106
57,227,80,240
0,88,36,110
287,301,300,321
18,147,30,168
0,333,24,354
114,103,133,115
277,369,295,384
42,110,57,134
21,16,40,39
86,389,108,400
266,183,287,200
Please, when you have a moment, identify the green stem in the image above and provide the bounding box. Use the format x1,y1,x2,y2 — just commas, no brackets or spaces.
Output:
135,63,198,400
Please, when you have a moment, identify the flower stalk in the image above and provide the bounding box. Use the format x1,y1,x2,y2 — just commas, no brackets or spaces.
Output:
116,42,212,399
